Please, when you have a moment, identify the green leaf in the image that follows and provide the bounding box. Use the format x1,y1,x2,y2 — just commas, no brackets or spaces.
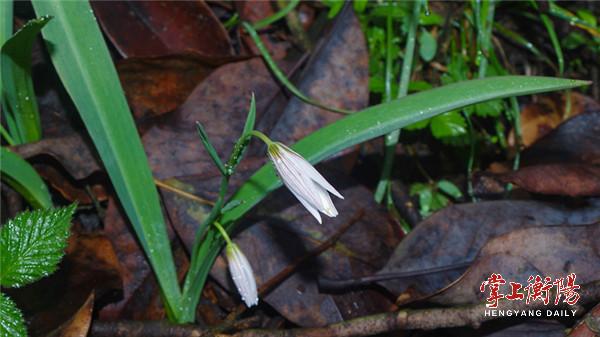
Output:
473,99,503,117
0,293,26,337
418,28,437,62
430,191,449,212
1,16,51,144
220,76,589,226
30,1,182,320
322,0,344,18
437,179,462,199
221,200,243,214
1,147,52,209
430,110,467,138
0,0,13,106
196,122,227,177
353,0,367,13
0,204,75,288
419,12,443,26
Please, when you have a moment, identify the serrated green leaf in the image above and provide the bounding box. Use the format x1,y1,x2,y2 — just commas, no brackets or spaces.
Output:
0,204,75,288
0,293,26,337
430,110,467,138
1,16,51,144
437,179,462,199
418,28,437,62
1,147,52,209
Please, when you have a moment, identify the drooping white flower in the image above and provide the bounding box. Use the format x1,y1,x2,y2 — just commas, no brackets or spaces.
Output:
267,142,343,224
226,243,258,307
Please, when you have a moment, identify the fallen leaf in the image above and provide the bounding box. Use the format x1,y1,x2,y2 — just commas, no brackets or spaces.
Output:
376,199,600,302
568,303,600,337
48,292,94,337
501,164,600,197
117,54,217,120
428,224,600,306
91,0,233,58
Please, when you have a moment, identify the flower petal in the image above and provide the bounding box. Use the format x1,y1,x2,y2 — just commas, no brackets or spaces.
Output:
277,143,344,199
226,244,258,307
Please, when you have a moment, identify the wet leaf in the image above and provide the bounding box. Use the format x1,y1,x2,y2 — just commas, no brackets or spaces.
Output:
0,205,76,288
91,0,233,58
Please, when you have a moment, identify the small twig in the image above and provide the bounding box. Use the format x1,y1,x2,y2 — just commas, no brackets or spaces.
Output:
154,178,215,206
318,261,472,291
90,316,262,337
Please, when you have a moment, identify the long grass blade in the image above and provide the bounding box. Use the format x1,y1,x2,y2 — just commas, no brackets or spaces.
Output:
30,1,183,320
0,147,52,209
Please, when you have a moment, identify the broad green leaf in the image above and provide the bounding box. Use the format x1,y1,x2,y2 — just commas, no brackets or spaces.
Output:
0,293,26,337
1,16,51,144
30,1,182,320
221,76,589,226
418,28,437,62
0,147,52,209
430,111,467,138
437,179,463,199
0,204,75,287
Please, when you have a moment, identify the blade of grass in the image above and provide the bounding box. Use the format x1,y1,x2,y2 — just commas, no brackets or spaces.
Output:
252,0,300,30
0,0,12,106
539,14,563,75
1,147,52,209
221,76,589,227
242,22,352,115
1,16,50,144
374,0,421,203
30,1,183,321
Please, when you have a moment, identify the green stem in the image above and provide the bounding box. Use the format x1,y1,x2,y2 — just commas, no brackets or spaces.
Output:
477,0,495,78
539,13,563,75
462,111,476,201
0,124,16,146
213,221,232,246
252,0,300,30
250,130,274,146
509,96,521,171
242,22,352,115
374,0,421,203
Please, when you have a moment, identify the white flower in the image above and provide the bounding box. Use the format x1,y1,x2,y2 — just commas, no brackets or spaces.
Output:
267,142,344,224
226,243,258,307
